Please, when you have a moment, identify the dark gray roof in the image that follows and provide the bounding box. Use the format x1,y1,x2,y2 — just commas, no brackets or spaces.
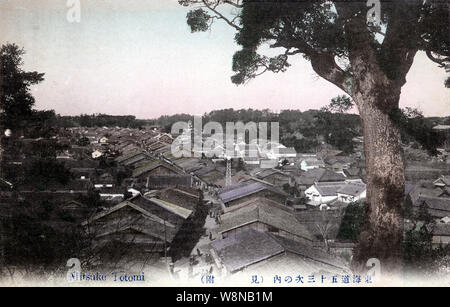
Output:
302,158,325,167
220,182,267,203
218,199,314,241
409,181,443,204
194,166,222,176
419,196,450,212
115,150,143,163
219,182,285,204
122,154,149,166
255,168,290,179
210,229,346,273
132,160,179,178
314,182,346,197
343,167,360,177
337,182,366,196
295,168,347,185
433,223,450,236
318,169,347,182
86,195,190,243
268,233,347,270
147,174,192,189
210,229,285,273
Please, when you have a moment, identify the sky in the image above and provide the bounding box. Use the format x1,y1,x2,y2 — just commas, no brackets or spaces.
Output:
0,0,448,118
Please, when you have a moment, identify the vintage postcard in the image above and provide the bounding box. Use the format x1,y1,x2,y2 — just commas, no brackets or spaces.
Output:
0,0,449,293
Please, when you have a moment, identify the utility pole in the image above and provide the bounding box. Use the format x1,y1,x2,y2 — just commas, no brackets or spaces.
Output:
225,156,232,187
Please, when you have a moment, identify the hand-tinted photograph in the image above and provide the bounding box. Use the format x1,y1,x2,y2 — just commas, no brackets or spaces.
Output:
0,0,449,292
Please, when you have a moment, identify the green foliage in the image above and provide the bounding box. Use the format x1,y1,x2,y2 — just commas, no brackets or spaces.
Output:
389,107,445,155
21,158,72,189
281,136,319,153
231,1,347,84
77,190,107,208
323,95,354,113
156,113,193,132
282,183,299,197
186,8,210,32
315,110,360,154
402,201,450,274
156,107,362,153
24,139,67,158
77,136,91,147
57,114,148,128
337,202,367,242
0,43,45,130
77,190,106,208
403,226,433,267
116,168,132,186
231,49,264,84
24,110,58,138
403,219,434,271
3,209,87,270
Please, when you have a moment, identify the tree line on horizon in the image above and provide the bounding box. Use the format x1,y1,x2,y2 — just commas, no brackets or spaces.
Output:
13,105,448,156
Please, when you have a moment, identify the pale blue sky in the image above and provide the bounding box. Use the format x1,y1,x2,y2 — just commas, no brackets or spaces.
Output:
0,0,448,118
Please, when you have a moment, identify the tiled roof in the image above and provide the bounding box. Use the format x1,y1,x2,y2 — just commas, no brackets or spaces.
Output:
132,160,179,178
419,196,450,212
314,182,346,197
84,195,190,243
218,199,314,241
337,182,366,196
433,223,450,236
317,169,347,182
269,233,347,269
211,229,346,273
194,166,221,176
148,197,192,219
254,168,290,179
303,158,325,167
115,150,143,163
122,154,149,166
295,168,347,185
210,229,285,273
219,182,271,203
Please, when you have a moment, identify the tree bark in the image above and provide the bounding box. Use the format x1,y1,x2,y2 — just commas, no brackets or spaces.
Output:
351,81,405,275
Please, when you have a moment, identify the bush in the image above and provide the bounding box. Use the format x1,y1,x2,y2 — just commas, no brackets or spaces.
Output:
336,202,367,242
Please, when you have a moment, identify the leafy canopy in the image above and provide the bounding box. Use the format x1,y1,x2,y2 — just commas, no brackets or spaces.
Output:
181,1,449,91
0,43,45,129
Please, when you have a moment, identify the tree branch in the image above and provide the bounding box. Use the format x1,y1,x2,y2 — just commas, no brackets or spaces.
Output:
426,50,449,68
310,53,351,95
222,0,243,9
201,0,241,31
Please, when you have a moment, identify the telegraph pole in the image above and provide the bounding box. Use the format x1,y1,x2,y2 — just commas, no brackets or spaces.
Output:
225,156,232,187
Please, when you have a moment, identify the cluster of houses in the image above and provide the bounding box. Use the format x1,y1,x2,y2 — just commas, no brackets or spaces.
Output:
406,175,450,246
1,122,449,279
69,127,368,275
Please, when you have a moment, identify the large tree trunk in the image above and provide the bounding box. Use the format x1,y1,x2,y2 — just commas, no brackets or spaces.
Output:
351,84,405,275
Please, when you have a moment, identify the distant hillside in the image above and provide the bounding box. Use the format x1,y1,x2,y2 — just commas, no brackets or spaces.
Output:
55,114,155,128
